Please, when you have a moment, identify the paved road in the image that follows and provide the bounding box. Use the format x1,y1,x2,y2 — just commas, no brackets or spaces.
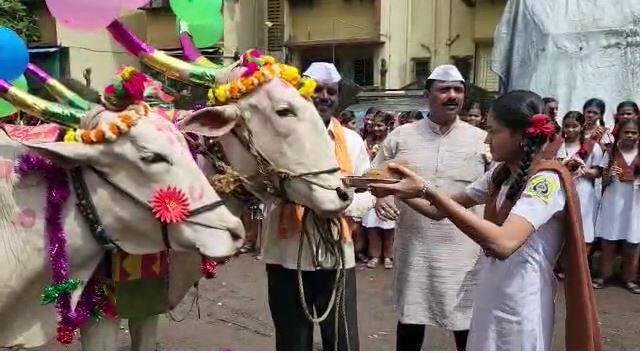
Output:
43,254,639,351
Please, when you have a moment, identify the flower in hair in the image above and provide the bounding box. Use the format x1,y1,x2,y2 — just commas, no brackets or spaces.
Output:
525,113,555,138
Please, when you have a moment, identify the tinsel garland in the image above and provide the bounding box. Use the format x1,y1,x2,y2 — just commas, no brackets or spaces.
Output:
15,153,111,344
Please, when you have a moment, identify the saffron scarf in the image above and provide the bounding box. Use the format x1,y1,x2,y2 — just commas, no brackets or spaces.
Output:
278,118,352,241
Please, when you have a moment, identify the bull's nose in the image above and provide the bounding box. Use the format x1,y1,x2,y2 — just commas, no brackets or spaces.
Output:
335,187,351,201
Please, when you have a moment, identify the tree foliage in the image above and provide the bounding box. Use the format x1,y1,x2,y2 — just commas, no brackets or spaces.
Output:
0,0,40,42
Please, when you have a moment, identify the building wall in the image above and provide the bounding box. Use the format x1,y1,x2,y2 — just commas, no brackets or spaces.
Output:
375,0,504,89
224,0,266,63
57,12,145,90
287,0,378,43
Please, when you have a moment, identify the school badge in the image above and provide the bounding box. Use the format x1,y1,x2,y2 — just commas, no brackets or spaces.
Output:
524,175,558,204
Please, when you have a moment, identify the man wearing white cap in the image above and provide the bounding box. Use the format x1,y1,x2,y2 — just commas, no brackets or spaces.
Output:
262,62,369,350
372,64,487,350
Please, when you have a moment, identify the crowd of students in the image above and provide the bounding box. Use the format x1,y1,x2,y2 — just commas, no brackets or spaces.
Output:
461,96,640,294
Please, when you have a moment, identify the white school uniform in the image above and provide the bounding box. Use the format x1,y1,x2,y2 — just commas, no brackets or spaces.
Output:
595,149,640,244
464,170,566,350
557,141,603,242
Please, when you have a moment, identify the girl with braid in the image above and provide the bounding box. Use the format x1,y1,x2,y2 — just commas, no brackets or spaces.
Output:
593,117,640,294
557,111,603,254
583,98,614,148
368,90,601,350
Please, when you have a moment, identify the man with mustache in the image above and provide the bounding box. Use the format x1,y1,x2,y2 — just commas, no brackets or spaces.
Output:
372,65,487,350
262,62,370,350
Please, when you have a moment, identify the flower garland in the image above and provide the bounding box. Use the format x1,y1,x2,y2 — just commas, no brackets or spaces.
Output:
209,49,317,104
63,103,148,144
15,153,114,344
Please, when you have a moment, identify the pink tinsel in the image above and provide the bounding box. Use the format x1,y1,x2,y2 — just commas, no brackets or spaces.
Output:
121,70,148,103
200,256,217,279
15,153,105,344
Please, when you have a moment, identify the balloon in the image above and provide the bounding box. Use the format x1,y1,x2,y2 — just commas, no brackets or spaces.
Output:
0,27,29,82
0,75,28,118
189,13,224,48
45,0,123,30
122,0,149,9
170,0,222,24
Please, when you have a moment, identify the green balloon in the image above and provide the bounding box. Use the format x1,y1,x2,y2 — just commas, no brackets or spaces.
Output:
190,13,224,48
170,0,222,24
0,74,28,118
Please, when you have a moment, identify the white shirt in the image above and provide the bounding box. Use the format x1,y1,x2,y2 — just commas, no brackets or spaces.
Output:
464,170,566,350
260,119,370,270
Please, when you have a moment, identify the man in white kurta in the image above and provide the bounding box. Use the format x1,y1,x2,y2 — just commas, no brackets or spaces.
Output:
372,65,487,350
261,62,370,350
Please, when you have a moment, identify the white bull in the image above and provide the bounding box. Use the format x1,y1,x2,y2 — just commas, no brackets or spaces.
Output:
0,91,245,348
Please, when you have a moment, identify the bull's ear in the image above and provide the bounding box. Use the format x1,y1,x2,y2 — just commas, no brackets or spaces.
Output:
177,105,240,137
21,141,102,168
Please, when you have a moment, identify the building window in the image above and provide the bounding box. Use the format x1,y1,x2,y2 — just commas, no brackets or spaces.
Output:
267,0,284,51
353,58,373,86
474,43,499,92
413,58,431,85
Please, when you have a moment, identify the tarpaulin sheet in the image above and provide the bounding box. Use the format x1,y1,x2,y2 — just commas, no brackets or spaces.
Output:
492,0,639,125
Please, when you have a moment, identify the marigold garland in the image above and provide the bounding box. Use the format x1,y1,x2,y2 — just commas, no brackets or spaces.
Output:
64,103,149,144
209,50,317,104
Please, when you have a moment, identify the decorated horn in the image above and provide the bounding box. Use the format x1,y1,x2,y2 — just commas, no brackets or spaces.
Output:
0,79,84,127
177,21,217,68
25,63,94,111
107,20,224,87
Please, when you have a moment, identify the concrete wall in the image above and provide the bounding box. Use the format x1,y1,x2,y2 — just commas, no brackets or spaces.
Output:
376,0,503,89
287,0,378,43
224,0,266,63
57,12,145,90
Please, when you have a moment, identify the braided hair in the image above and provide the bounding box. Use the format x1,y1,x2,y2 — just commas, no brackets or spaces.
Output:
583,98,606,127
607,117,640,179
490,90,547,200
562,111,587,158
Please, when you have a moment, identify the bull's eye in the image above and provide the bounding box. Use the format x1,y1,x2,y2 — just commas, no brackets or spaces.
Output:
276,108,296,118
140,152,171,164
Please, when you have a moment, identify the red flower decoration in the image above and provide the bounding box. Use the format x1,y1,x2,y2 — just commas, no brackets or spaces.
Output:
200,256,218,279
525,113,556,138
104,84,116,96
242,61,259,77
577,144,590,160
151,186,190,224
56,324,75,344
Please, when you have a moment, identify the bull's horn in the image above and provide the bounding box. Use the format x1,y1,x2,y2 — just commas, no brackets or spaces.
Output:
107,20,224,87
0,79,84,127
177,20,217,68
25,63,94,111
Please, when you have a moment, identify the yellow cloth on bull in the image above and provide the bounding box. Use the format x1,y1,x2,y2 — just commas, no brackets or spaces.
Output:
278,117,352,242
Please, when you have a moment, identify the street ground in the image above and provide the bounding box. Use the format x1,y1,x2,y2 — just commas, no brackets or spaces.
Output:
43,254,639,351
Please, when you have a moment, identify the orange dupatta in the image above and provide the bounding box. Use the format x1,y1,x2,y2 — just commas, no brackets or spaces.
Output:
277,118,353,241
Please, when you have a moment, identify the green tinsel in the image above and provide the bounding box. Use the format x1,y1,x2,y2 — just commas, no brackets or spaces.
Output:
40,279,81,305
90,307,104,321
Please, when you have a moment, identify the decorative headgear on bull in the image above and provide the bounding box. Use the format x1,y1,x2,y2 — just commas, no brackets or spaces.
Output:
106,21,316,106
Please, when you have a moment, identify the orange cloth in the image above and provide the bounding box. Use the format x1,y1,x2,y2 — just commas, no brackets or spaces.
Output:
278,118,352,241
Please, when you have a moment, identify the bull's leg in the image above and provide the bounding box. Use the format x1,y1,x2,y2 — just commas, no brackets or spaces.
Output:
128,315,160,350
80,318,120,350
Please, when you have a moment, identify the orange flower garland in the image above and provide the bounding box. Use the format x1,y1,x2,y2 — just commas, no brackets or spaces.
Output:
209,51,317,104
65,103,149,144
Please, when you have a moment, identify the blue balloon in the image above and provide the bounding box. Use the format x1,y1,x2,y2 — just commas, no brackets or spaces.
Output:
0,27,28,82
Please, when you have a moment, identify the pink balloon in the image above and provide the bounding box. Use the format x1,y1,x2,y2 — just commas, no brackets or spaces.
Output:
122,0,150,9
45,0,123,30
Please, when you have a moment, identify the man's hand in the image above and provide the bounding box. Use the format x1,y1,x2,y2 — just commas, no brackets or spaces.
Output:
375,196,400,221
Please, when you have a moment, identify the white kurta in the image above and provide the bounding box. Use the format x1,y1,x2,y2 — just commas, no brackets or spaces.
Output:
260,119,371,270
372,118,487,330
556,141,603,242
595,149,640,243
464,170,566,350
